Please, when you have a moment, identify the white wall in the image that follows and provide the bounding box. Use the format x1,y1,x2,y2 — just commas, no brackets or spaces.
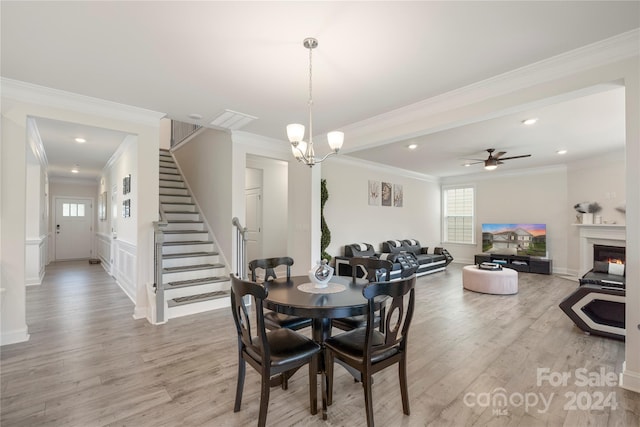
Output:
442,167,569,270
97,135,139,302
321,157,441,258
246,155,288,259
566,150,626,275
173,128,233,268
1,112,30,345
231,131,316,276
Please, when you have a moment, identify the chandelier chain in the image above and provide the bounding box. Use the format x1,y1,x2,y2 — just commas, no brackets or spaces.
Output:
308,43,313,146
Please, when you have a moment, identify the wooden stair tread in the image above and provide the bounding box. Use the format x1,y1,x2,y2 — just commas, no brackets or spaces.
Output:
162,263,225,273
163,251,218,259
163,240,213,246
165,276,227,288
168,290,230,307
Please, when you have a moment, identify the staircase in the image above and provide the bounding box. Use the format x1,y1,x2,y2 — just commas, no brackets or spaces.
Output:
158,149,230,319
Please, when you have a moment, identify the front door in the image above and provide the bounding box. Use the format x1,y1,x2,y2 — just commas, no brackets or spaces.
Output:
55,197,93,260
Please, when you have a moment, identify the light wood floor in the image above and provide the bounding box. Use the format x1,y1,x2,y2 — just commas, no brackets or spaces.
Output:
1,261,638,426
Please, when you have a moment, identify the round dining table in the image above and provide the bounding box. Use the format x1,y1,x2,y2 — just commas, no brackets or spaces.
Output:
263,274,369,343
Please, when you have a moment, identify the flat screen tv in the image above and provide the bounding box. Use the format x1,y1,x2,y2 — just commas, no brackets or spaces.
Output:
482,223,547,257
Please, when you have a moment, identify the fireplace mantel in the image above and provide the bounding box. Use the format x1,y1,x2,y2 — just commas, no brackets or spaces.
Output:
573,224,626,276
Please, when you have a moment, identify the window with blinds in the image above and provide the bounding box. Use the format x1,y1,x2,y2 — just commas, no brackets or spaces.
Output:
443,186,475,244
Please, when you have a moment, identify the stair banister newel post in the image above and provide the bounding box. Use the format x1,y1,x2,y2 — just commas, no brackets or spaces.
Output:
232,217,248,280
153,218,168,323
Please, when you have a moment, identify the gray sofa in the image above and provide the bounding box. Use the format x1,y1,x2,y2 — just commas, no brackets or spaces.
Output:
335,240,453,280
379,239,453,279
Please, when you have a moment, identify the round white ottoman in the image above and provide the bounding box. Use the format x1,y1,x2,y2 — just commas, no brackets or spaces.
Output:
462,265,518,295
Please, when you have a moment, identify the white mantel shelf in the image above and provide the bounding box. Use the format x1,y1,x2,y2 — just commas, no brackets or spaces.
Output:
572,224,625,228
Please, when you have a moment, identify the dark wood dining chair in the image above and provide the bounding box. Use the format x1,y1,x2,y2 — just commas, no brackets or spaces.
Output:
324,275,416,427
249,257,312,331
332,257,393,332
230,274,321,427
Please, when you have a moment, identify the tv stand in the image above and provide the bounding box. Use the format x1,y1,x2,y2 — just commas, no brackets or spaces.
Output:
474,254,552,275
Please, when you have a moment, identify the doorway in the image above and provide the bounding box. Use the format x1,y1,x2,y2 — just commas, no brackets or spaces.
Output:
54,197,93,260
245,168,263,267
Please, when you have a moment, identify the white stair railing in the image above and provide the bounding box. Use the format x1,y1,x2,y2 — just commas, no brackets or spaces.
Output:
232,217,248,279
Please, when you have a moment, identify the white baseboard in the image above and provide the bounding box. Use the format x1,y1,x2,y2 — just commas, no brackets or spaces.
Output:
1,328,30,346
620,362,640,393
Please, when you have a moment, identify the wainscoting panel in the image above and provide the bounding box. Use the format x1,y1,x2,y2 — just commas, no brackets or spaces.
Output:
25,236,47,285
112,240,137,302
96,232,112,272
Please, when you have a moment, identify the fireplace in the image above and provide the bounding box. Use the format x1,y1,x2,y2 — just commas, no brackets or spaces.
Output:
576,224,626,277
593,244,625,265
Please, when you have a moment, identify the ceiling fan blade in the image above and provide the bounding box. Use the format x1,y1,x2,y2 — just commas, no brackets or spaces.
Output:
465,160,484,165
493,151,507,159
500,154,531,161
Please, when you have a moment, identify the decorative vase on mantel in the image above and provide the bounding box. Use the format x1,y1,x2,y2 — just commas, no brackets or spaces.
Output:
582,213,593,224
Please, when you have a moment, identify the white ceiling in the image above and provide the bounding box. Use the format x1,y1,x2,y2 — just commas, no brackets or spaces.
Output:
1,1,638,180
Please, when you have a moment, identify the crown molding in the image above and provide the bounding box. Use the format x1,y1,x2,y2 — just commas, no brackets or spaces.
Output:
48,176,100,185
232,130,290,158
343,29,640,142
1,78,166,127
441,164,568,185
104,134,137,171
335,154,438,183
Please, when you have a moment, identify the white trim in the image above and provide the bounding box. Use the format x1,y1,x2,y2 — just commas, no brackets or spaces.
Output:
332,155,438,183
441,164,568,185
620,362,640,394
1,78,166,126
342,29,640,146
0,328,30,346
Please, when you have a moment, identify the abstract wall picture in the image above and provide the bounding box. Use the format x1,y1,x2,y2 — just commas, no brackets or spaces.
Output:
122,199,131,218
368,180,380,205
394,184,403,207
381,182,392,206
123,174,131,195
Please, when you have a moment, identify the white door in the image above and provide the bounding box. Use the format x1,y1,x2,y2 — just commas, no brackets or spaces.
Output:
55,197,93,260
245,187,263,268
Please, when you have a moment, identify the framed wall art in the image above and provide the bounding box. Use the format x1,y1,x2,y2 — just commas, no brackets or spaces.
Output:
381,182,392,206
123,174,131,195
368,180,380,206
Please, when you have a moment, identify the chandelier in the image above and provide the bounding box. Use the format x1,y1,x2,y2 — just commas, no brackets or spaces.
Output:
287,37,344,166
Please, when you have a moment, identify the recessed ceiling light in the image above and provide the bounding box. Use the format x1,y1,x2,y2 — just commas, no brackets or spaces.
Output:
71,165,79,173
75,137,86,143
521,118,538,125
557,149,568,155
408,144,418,150
464,163,471,167
188,113,203,120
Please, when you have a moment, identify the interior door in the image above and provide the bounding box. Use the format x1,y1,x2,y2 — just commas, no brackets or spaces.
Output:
245,187,263,268
55,197,93,260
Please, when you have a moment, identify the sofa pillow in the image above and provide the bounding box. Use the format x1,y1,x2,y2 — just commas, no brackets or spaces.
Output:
344,243,375,258
593,261,609,273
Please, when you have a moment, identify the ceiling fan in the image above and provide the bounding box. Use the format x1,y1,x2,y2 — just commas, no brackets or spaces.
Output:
466,148,532,170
